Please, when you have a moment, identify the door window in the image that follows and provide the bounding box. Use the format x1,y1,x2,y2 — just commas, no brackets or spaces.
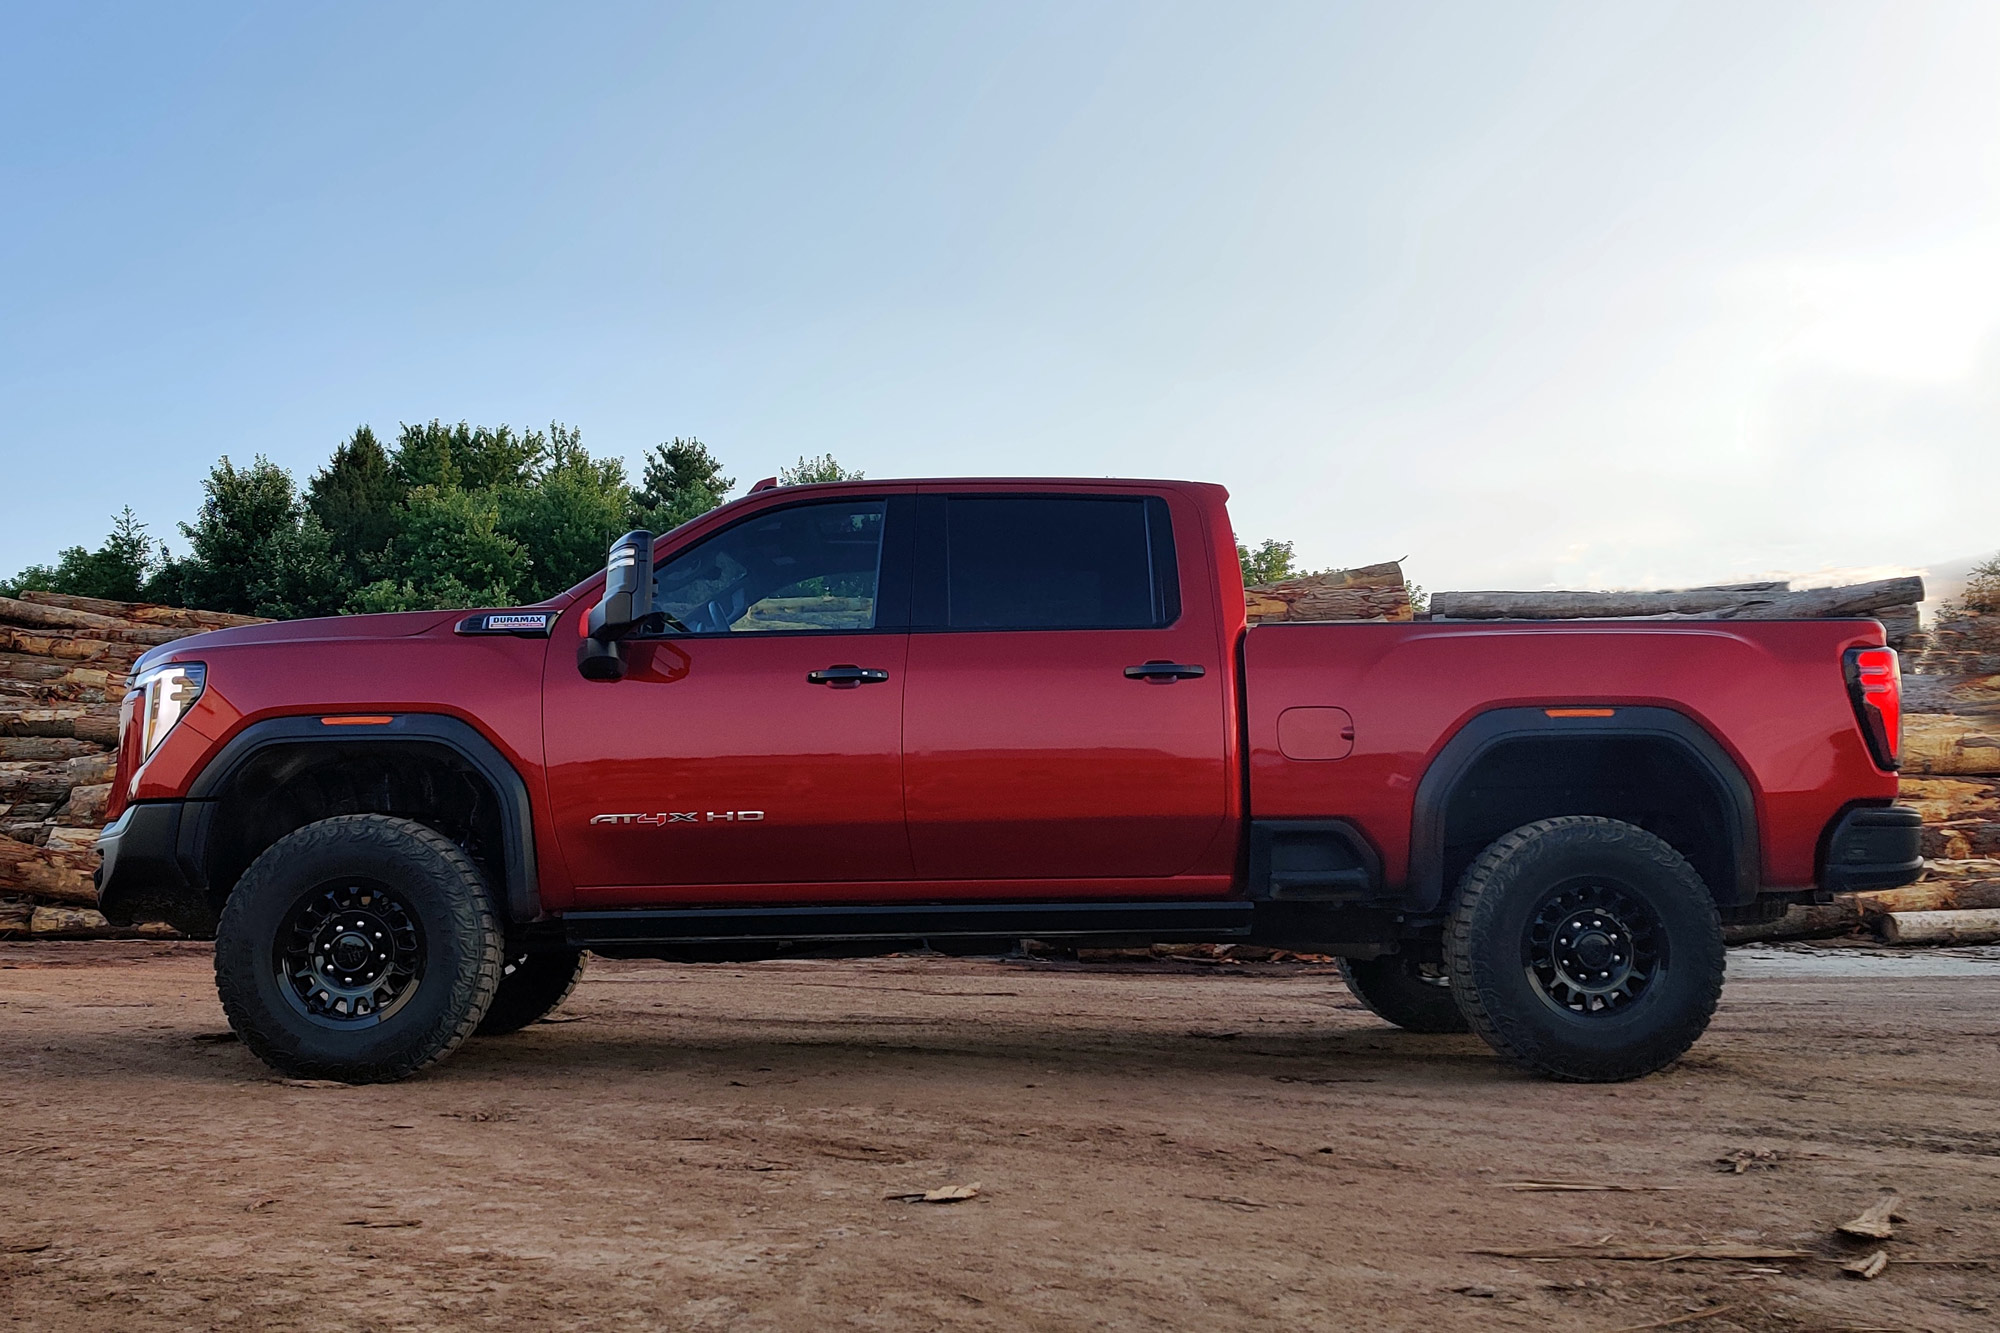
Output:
920,495,1179,630
652,499,888,634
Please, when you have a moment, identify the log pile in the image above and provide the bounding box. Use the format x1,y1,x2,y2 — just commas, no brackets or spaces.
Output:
0,591,263,938
1429,576,1924,647
1900,606,2000,855
1723,863,2000,944
1245,561,1413,624
1730,603,2000,945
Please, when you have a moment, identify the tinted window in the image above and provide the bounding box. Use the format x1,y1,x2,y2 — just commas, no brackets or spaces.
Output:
653,500,886,633
939,496,1178,630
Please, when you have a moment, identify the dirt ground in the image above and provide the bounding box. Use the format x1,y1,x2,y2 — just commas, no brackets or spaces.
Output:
1,943,1996,1332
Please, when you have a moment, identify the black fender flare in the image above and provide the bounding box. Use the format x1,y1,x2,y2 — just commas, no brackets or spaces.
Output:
1405,705,1759,910
185,714,541,921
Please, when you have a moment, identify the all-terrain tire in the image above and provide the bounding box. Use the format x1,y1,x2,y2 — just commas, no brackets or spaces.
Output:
214,814,504,1083
1444,816,1724,1082
476,949,587,1035
1338,953,1470,1033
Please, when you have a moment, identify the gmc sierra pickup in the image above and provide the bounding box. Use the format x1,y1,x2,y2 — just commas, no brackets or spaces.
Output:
94,478,1921,1084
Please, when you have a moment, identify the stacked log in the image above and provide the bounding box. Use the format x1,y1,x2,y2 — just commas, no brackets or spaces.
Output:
1246,561,1412,624
0,592,264,938
1429,577,1923,648
1723,866,2000,944
1899,607,2000,867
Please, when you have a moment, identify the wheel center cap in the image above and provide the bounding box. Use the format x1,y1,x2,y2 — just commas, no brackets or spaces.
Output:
1573,932,1614,970
331,932,373,972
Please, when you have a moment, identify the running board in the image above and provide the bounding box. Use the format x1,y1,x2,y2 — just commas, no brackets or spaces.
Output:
561,900,1254,948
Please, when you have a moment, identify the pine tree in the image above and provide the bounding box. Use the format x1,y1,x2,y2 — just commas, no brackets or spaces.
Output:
306,426,405,581
632,437,734,533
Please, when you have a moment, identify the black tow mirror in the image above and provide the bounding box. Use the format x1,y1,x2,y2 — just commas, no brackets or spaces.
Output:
577,530,656,681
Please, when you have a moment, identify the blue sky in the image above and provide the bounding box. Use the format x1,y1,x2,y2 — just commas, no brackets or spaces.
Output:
4,2,1997,594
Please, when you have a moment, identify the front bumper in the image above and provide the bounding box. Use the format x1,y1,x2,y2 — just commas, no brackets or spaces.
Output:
95,800,215,934
1820,804,1924,893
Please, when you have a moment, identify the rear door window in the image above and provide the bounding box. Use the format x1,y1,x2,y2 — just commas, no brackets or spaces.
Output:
918,495,1179,630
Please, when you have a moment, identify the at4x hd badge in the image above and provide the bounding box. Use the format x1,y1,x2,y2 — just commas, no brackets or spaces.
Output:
590,811,766,826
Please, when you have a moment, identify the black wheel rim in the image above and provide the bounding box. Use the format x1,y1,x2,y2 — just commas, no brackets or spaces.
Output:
1523,878,1665,1017
277,881,425,1028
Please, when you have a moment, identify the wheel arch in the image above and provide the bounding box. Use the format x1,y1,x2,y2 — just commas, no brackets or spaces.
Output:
184,714,540,923
1407,706,1759,911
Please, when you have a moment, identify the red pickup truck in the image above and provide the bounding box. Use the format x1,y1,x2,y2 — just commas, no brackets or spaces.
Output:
94,477,1919,1084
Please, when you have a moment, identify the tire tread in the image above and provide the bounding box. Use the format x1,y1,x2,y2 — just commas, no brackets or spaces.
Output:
214,814,503,1083
1444,815,1724,1082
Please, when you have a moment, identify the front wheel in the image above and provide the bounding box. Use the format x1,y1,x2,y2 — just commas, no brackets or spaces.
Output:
1445,816,1724,1082
214,814,504,1083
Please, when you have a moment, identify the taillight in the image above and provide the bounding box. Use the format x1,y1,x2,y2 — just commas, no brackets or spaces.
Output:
1843,646,1900,771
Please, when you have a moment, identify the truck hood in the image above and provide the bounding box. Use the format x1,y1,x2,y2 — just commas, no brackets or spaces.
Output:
131,609,468,675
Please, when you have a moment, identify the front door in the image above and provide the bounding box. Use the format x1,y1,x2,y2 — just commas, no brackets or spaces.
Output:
900,491,1233,888
544,495,913,902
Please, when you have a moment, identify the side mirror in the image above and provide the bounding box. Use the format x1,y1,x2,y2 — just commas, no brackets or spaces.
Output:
577,530,656,681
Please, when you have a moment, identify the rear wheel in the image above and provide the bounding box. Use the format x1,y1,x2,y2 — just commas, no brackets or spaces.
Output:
214,814,503,1083
1338,953,1469,1033
1445,816,1724,1082
477,949,587,1035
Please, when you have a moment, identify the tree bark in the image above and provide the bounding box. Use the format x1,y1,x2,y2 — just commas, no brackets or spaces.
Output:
1902,714,2000,776
0,597,192,647
1431,576,1923,622
16,590,264,631
0,625,150,662
1850,882,2000,916
0,706,121,742
28,905,114,937
56,783,111,826
0,736,101,761
1246,561,1413,624
1879,908,2000,944
0,837,100,905
1433,589,1758,618
0,760,73,805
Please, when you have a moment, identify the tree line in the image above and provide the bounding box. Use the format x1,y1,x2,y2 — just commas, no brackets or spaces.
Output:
5,425,1325,618
1,423,859,618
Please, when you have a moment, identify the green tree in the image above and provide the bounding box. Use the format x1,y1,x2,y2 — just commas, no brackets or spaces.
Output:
632,437,733,533
499,426,637,601
250,515,347,620
1940,555,2000,620
1,507,159,601
1236,538,1297,586
778,453,863,485
306,426,405,582
391,420,542,493
349,486,529,612
0,563,58,598
175,457,308,615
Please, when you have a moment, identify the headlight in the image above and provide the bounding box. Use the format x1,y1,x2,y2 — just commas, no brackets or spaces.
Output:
130,662,206,763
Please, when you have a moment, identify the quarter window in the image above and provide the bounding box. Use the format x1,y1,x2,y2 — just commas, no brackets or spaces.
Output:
652,500,887,633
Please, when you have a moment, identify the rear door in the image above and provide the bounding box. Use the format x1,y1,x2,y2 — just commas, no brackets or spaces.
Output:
900,489,1233,889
